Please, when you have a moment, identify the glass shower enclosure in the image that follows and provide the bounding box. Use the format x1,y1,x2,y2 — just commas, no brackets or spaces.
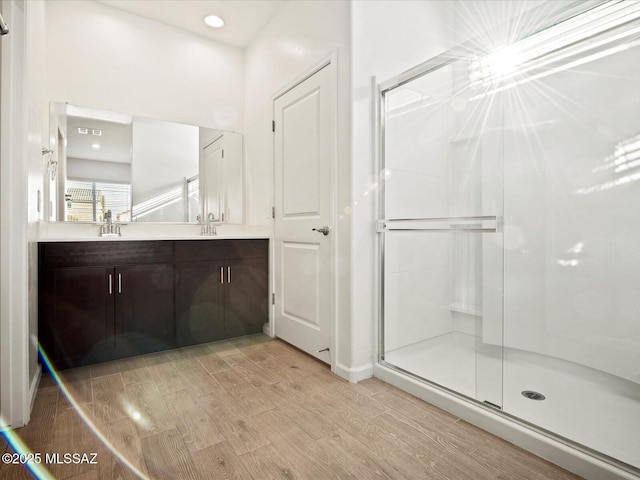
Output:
378,1,640,474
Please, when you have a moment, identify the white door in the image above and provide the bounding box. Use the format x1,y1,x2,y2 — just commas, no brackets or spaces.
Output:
274,64,334,364
203,137,223,222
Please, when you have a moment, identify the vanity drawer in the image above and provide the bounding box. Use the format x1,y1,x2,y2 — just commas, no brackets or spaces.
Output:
40,241,174,269
174,239,267,262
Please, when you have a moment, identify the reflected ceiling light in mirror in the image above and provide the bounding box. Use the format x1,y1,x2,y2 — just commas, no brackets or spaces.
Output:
469,1,640,97
204,14,225,29
78,127,102,136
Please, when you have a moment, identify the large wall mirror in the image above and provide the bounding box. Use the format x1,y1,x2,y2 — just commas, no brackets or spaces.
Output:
48,102,244,224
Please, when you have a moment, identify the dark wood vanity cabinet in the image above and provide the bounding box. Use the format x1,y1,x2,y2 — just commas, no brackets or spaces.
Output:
175,240,268,347
39,239,268,369
39,241,175,368
39,266,115,368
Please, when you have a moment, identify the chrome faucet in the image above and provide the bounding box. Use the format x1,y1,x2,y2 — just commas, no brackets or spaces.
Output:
100,210,121,237
201,212,217,236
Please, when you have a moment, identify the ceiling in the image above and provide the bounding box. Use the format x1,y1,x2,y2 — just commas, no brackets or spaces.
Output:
67,116,132,164
96,0,288,47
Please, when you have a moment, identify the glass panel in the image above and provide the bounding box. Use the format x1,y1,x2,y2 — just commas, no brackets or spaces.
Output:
381,2,640,471
383,230,502,405
499,18,640,469
382,58,504,407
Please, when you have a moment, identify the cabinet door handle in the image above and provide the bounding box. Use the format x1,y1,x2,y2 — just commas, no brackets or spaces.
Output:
227,266,231,283
108,273,112,295
220,266,224,284
118,273,122,294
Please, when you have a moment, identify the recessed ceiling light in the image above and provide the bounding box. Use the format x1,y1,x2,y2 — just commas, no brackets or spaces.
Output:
91,143,101,149
78,127,88,135
203,15,224,29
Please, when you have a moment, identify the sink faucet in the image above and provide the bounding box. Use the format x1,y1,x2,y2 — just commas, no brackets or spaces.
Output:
100,209,121,236
201,212,217,236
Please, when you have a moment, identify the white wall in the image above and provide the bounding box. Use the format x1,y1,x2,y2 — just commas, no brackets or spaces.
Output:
351,0,457,374
243,0,352,373
67,158,131,184
45,0,244,131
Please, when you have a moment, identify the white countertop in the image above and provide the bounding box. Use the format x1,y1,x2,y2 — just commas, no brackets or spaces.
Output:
37,221,271,242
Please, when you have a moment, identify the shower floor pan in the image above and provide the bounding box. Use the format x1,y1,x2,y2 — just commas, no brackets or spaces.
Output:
384,332,640,470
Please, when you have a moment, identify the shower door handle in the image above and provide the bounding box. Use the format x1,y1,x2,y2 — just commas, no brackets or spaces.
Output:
312,226,331,236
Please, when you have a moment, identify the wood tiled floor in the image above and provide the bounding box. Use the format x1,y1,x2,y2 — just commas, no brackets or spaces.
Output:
1,335,583,480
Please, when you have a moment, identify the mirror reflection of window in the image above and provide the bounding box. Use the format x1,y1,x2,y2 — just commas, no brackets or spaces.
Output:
66,180,132,222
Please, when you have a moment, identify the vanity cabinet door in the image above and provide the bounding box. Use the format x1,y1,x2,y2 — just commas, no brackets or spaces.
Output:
175,260,225,347
39,266,114,368
114,263,175,357
224,257,269,338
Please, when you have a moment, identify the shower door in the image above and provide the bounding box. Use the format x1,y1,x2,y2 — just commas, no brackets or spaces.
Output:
379,59,504,407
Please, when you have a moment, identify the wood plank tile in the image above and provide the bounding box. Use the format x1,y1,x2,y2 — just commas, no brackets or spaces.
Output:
229,334,271,348
124,381,175,437
191,441,253,480
251,409,350,480
118,356,151,386
95,444,140,480
98,417,148,478
58,370,93,410
256,385,337,440
205,411,270,456
213,369,275,416
38,372,58,392
91,373,127,425
47,408,99,479
14,389,58,451
240,345,273,363
195,351,231,374
357,377,389,395
166,343,212,361
220,352,249,367
316,429,398,480
165,389,224,452
18,335,588,480
147,361,190,396
90,360,121,379
140,429,200,480
261,342,293,358
143,351,171,367
327,383,387,419
207,341,242,357
239,444,304,480
173,356,221,396
67,470,99,480
229,357,281,388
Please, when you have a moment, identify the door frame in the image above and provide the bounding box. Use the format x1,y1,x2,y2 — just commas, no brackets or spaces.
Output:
0,0,30,429
269,51,339,373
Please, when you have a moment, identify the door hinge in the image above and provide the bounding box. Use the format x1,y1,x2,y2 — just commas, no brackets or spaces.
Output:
272,120,275,132
271,206,275,219
272,293,275,305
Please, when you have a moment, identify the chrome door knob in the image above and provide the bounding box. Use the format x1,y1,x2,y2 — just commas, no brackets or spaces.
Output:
312,226,331,236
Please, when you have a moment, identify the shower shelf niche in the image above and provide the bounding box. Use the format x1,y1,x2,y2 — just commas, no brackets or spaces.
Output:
449,303,482,317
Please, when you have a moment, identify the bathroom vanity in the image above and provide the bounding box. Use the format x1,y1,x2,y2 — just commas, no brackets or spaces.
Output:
38,238,268,369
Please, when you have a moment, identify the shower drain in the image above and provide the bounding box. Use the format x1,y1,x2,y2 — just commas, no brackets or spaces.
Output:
521,390,546,401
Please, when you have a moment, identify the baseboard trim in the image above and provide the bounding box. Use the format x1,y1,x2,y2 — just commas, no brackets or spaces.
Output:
374,363,639,480
334,362,374,383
